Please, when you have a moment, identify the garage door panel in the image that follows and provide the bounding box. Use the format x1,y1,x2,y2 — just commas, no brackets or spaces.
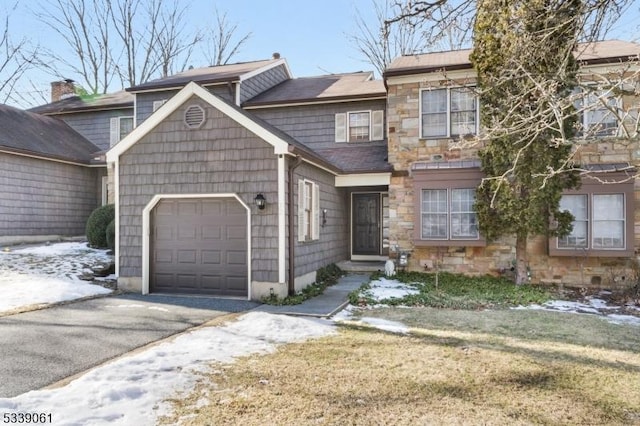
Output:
150,197,248,297
202,250,221,265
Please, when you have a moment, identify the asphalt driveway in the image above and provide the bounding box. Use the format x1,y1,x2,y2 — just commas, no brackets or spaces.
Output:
0,294,258,397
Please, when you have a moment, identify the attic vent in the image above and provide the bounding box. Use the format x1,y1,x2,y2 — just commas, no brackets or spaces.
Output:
184,104,205,128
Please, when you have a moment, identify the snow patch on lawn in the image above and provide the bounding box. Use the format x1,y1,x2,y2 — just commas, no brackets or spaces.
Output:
333,304,410,334
361,278,419,302
0,312,335,425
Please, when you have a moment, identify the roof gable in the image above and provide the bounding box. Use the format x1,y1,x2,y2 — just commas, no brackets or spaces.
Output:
0,104,101,164
107,82,293,162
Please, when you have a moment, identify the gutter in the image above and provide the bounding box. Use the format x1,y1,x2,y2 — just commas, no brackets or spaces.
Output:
287,155,303,296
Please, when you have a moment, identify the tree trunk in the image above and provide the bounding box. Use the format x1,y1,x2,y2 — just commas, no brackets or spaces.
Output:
515,234,528,285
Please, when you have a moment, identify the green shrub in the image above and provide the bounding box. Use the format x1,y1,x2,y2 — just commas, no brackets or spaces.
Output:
86,204,115,248
262,263,344,305
106,219,116,251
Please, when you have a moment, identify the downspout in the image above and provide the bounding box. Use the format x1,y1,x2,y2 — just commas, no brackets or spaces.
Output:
287,155,303,296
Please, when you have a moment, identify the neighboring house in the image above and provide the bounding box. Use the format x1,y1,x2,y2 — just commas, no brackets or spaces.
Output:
384,39,640,288
0,104,104,245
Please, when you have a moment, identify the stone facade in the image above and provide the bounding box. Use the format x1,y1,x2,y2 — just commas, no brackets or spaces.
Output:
387,79,640,290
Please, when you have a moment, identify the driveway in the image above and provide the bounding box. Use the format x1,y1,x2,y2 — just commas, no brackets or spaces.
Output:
0,294,258,397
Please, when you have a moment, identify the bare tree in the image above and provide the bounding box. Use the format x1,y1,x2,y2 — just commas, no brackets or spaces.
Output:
348,0,471,77
202,8,251,66
0,3,38,104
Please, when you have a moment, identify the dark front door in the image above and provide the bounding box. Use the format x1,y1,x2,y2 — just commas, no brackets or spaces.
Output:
353,193,381,255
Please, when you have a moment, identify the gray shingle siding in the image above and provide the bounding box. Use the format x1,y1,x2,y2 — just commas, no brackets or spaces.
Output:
118,97,279,282
251,99,387,150
293,162,349,277
135,85,235,125
240,64,290,104
0,153,100,237
59,109,133,151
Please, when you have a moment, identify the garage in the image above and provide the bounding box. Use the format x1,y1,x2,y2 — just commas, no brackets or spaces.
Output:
150,197,248,297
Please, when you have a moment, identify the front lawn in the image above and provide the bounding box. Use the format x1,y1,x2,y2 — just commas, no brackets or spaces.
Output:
350,271,551,309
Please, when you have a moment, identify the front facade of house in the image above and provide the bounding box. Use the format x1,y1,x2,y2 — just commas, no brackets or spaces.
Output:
385,40,640,289
23,40,640,299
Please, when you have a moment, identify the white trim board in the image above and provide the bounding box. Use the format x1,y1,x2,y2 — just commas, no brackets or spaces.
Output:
335,173,391,187
106,81,292,162
141,193,252,300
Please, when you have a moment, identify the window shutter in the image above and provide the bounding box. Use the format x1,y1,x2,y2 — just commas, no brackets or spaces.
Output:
335,113,347,142
312,183,320,240
372,110,384,140
298,180,306,242
109,117,120,146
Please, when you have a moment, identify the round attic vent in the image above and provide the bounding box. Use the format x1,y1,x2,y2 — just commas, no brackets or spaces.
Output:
184,104,205,128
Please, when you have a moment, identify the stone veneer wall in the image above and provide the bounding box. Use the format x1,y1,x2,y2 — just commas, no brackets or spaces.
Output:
387,80,640,289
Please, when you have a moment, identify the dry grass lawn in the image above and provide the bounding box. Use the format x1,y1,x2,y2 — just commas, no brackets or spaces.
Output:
161,310,640,425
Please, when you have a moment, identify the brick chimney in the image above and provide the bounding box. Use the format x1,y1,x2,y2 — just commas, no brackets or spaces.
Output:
51,79,76,102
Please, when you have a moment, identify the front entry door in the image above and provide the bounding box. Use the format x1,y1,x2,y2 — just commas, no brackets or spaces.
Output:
353,194,381,255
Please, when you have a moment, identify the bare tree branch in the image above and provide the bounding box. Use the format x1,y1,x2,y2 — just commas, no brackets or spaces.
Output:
202,8,251,66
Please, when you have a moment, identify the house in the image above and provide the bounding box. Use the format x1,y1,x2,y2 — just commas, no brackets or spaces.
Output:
0,103,104,245
103,59,390,300
23,39,640,299
384,39,640,288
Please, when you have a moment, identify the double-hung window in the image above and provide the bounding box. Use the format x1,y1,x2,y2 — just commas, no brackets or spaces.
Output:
110,116,134,146
575,89,619,137
335,110,384,142
298,179,320,242
413,163,485,246
421,87,478,138
551,171,634,256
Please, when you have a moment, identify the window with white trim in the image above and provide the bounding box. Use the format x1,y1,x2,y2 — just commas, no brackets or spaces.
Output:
298,179,320,241
421,188,479,240
559,193,626,250
109,116,134,146
575,89,619,137
152,99,167,112
335,110,384,142
420,87,478,138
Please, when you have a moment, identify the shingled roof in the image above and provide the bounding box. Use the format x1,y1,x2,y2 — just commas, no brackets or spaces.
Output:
0,104,101,164
244,72,386,107
385,39,640,77
28,90,133,115
127,59,287,92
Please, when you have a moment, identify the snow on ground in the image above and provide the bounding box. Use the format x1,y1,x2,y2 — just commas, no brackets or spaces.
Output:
0,242,113,314
360,277,420,302
0,312,335,426
332,304,410,334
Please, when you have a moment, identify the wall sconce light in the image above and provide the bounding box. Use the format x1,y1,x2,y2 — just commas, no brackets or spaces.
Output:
322,209,327,227
254,193,266,210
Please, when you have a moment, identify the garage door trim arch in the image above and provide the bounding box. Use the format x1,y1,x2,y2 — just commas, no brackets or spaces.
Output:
141,193,251,298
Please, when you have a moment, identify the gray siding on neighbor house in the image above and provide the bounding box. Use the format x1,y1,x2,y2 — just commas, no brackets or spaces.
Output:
293,162,349,277
135,85,235,124
118,97,279,282
60,109,133,151
240,64,289,104
0,153,100,237
251,99,387,150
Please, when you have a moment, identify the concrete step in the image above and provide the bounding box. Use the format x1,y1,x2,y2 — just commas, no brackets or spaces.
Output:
337,260,386,273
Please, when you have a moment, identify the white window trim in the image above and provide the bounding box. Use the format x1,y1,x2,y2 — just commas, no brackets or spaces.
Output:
420,188,480,241
557,192,627,251
577,88,621,138
101,176,109,206
335,110,384,143
419,87,479,139
109,115,134,147
297,179,320,242
152,99,168,112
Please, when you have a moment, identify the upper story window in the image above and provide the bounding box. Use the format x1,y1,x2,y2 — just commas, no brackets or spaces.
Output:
335,110,384,143
575,89,619,137
550,168,634,257
109,116,134,146
152,99,168,112
420,87,478,138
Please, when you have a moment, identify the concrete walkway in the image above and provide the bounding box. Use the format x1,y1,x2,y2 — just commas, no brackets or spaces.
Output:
0,294,258,398
255,274,369,317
